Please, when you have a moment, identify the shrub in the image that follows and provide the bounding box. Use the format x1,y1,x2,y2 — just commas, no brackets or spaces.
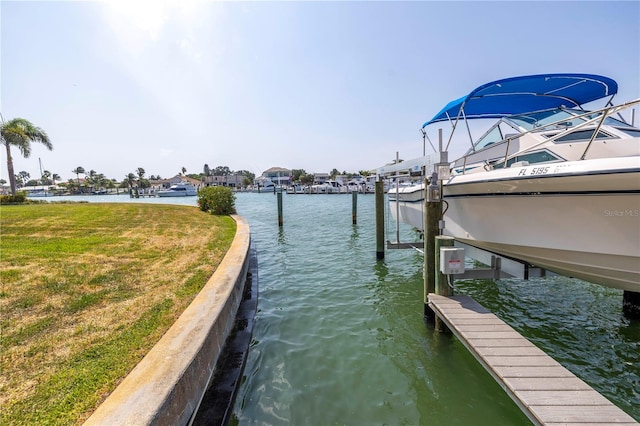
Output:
197,186,236,215
0,192,27,205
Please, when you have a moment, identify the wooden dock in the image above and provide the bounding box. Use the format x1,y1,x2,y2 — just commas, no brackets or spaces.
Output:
428,294,638,425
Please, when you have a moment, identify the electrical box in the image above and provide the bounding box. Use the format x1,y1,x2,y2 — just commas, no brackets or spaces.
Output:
440,247,465,275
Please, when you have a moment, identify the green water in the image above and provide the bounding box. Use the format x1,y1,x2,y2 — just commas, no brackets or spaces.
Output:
47,193,639,424
230,192,640,425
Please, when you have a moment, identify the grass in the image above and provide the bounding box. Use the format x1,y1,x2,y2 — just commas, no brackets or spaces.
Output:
0,203,236,425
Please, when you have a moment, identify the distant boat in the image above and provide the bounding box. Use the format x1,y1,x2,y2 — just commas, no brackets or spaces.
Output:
388,73,640,291
25,188,51,197
251,178,281,193
307,180,344,194
157,182,198,197
286,184,306,194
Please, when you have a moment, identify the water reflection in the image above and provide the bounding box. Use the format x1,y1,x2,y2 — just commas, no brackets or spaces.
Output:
373,260,388,280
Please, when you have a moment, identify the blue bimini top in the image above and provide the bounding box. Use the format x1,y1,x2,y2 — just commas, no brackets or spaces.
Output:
423,73,618,128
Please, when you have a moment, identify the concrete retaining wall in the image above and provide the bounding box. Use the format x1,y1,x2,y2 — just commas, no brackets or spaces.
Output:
84,215,251,426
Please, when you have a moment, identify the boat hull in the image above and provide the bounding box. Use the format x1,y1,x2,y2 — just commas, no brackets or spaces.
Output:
157,183,197,197
389,158,640,291
157,192,196,197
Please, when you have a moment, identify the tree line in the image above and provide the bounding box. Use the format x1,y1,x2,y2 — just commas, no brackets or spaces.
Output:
290,168,372,185
2,116,375,195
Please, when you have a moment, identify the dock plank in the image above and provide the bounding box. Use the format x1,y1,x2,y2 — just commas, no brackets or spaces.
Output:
428,294,637,425
535,405,638,424
484,355,560,367
494,365,576,378
467,338,536,347
517,390,616,406
475,345,548,357
504,377,593,391
456,323,515,332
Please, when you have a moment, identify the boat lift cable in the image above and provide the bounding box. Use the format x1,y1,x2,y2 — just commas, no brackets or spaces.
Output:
385,187,390,238
383,177,422,253
442,199,449,219
422,128,437,154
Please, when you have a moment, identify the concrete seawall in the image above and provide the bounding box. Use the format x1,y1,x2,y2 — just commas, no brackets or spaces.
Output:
84,215,251,426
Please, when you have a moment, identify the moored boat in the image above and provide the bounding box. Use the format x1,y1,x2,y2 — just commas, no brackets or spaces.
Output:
157,182,198,197
388,73,640,291
25,187,53,197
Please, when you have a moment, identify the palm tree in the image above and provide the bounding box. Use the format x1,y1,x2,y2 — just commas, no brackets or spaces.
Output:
126,173,136,188
72,167,85,186
52,173,61,185
17,171,30,188
106,179,116,194
41,170,52,185
1,117,52,195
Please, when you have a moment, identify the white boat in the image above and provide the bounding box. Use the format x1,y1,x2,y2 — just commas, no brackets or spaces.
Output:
25,187,53,197
26,189,50,197
157,182,198,197
252,177,282,193
286,184,306,194
388,73,640,291
307,180,345,194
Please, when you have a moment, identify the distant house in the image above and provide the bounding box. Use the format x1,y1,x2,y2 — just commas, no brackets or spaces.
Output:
336,174,364,185
261,167,291,186
313,173,329,184
202,174,243,188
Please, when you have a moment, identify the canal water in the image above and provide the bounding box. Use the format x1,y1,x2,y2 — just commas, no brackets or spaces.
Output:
39,193,639,423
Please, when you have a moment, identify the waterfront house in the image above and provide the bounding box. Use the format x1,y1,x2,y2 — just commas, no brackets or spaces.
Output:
261,167,292,186
313,172,329,184
202,174,243,189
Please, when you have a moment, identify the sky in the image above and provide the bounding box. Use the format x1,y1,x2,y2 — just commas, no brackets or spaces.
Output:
1,0,639,182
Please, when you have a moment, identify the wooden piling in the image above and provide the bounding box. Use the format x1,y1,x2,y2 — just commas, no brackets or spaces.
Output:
375,180,384,260
623,290,640,318
277,191,283,227
423,178,441,320
352,191,357,225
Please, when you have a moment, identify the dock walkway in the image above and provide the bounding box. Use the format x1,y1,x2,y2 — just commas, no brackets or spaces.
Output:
428,294,638,425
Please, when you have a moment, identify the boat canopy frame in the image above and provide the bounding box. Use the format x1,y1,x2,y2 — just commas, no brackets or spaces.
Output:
423,73,619,127
458,97,640,172
422,73,620,155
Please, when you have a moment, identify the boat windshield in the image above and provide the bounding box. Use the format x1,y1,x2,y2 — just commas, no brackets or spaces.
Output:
467,104,638,153
473,120,521,150
507,109,577,130
581,111,635,128
507,108,633,131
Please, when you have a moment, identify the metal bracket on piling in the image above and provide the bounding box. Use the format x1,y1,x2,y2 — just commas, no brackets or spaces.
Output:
451,255,504,280
386,241,423,250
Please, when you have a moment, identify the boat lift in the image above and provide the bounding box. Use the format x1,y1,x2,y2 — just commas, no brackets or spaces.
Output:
377,148,548,282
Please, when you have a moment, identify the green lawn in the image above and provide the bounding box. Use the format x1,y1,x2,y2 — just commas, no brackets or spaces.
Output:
0,203,236,425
